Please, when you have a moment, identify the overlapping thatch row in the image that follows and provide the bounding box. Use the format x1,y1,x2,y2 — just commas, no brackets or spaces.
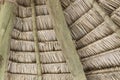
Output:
16,0,46,7
111,8,120,27
10,39,61,52
7,74,37,80
64,0,91,26
98,0,120,15
69,8,104,40
8,0,73,80
16,5,48,18
12,29,56,42
8,61,69,74
62,0,120,80
87,67,120,80
7,0,120,80
77,33,120,60
82,47,120,71
98,0,120,26
60,0,75,9
8,73,73,80
76,21,119,49
15,16,53,32
9,51,65,63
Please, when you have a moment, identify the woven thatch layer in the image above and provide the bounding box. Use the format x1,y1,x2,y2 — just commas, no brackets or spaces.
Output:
12,29,57,41
8,61,69,74
15,16,53,32
87,67,120,80
8,0,120,80
9,51,65,63
98,0,120,15
7,73,73,80
69,8,104,40
98,0,120,27
76,22,119,49
16,5,48,18
10,39,61,52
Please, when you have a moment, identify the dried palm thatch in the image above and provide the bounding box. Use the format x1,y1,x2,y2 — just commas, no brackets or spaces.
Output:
2,0,120,80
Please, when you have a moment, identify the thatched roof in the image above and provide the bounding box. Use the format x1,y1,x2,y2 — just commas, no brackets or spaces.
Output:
3,0,120,80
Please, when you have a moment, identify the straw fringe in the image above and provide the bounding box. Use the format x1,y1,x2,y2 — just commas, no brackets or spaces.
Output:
16,5,48,18
78,33,120,58
9,51,65,64
16,0,46,7
15,16,53,32
10,39,61,52
7,73,37,80
82,47,120,71
12,29,56,41
64,0,91,25
111,7,120,27
86,67,120,80
76,22,119,49
98,0,120,15
70,8,104,40
7,73,73,80
8,61,69,74
7,0,120,80
60,0,75,9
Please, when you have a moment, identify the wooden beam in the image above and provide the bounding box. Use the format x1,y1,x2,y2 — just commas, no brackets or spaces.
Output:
0,1,16,80
46,0,87,80
31,0,42,80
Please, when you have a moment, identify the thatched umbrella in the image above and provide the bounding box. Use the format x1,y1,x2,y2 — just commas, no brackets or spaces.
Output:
0,0,120,80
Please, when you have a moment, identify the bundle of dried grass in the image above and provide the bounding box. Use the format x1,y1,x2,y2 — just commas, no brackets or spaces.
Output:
7,73,37,80
78,33,120,58
8,61,69,74
60,0,75,9
70,8,104,40
98,0,120,15
10,39,61,52
87,67,120,80
64,0,91,25
9,51,65,63
16,0,46,7
111,8,120,27
42,74,73,80
8,0,120,80
82,47,120,71
12,29,56,42
76,21,119,49
16,5,48,18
